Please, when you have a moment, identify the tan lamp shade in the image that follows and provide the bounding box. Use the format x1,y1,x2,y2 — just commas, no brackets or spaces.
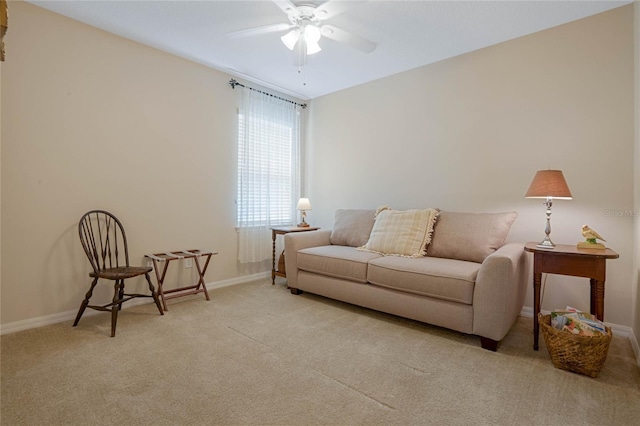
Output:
525,170,573,200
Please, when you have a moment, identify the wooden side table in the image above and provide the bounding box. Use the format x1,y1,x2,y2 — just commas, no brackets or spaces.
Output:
524,242,618,350
271,226,319,285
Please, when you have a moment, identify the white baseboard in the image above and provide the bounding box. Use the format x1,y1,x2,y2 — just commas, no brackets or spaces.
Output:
519,306,640,367
630,329,640,367
0,271,270,336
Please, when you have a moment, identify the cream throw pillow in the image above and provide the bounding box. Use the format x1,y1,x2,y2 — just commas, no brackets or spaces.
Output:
357,207,439,258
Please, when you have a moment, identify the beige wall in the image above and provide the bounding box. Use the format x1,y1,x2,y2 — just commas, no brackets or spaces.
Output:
307,6,636,327
1,2,296,326
633,1,640,349
0,19,3,326
1,2,637,340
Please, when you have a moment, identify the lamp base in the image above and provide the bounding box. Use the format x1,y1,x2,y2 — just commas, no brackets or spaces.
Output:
298,209,309,228
536,236,555,249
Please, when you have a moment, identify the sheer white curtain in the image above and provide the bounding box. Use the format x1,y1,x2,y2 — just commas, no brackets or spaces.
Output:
237,87,301,263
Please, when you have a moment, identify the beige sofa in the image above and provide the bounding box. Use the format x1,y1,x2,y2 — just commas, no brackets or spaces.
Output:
284,209,529,351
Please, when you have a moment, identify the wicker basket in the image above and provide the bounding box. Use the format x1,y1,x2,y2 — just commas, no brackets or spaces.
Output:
277,250,286,274
538,313,612,378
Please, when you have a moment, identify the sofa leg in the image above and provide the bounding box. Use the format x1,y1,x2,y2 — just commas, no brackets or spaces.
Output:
289,287,303,295
480,337,499,352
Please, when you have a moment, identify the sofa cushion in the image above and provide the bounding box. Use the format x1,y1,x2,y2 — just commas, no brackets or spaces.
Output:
297,245,383,283
427,211,517,263
330,209,376,247
358,207,439,258
367,256,480,304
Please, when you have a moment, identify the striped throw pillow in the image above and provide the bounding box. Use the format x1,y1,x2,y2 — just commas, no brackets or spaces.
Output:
357,207,439,258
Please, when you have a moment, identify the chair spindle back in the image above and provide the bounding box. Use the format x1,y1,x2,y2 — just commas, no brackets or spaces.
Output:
78,210,130,273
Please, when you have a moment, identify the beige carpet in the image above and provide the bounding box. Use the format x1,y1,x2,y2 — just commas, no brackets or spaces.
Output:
2,279,639,425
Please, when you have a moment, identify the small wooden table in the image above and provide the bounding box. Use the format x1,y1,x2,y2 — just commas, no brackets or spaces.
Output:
524,242,618,350
271,226,319,285
145,249,217,311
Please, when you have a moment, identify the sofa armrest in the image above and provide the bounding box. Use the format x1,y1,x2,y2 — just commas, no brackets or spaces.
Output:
284,229,332,288
472,243,530,342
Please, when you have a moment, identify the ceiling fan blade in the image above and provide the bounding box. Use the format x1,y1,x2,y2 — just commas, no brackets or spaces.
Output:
227,23,293,39
321,24,376,54
272,0,299,17
316,0,367,20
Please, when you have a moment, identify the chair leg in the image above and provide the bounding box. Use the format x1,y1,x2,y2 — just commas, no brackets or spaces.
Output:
111,281,121,337
73,277,99,327
118,280,125,311
145,273,165,315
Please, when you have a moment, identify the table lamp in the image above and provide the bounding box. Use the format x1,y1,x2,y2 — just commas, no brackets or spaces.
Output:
297,198,311,227
525,169,572,248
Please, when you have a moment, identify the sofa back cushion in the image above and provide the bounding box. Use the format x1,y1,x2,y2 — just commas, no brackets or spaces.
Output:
330,209,376,247
357,207,439,258
426,211,517,263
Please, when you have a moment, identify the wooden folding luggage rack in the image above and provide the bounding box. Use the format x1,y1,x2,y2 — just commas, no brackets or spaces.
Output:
144,249,217,311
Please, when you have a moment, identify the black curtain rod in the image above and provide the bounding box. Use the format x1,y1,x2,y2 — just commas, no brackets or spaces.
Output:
229,79,307,109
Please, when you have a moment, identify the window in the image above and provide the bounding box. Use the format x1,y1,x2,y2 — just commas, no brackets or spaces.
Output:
237,113,298,227
236,89,300,263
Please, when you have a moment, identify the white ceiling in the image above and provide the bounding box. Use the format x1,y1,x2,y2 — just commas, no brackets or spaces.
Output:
26,0,631,100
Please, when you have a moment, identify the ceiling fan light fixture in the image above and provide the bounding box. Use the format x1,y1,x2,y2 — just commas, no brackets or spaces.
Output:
305,38,321,55
281,29,299,51
298,24,321,55
304,24,321,44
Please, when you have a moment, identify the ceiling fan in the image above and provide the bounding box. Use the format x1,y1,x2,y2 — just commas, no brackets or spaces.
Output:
227,0,376,66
